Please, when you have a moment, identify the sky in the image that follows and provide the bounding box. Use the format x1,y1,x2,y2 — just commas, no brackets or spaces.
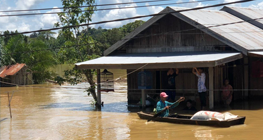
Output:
0,0,262,36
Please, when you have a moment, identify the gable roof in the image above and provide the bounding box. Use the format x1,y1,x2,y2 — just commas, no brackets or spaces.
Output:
221,6,263,30
0,63,26,78
104,7,263,56
104,8,169,56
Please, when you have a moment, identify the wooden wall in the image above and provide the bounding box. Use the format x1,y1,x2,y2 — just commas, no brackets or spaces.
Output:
249,57,263,97
126,65,249,105
127,69,158,104
117,14,234,54
127,68,227,104
1,66,33,86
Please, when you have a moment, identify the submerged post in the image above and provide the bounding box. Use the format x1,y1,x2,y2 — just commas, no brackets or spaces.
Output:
7,92,14,119
209,67,214,110
97,69,101,106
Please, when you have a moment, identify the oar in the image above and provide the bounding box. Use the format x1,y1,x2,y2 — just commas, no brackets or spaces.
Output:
147,98,184,122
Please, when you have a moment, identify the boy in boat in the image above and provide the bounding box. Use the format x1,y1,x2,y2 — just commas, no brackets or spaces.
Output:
156,92,185,117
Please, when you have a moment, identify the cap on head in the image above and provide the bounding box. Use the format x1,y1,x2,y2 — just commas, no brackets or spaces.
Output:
160,92,168,98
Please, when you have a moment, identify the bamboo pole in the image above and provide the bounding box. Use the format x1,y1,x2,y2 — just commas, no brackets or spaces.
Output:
7,91,14,119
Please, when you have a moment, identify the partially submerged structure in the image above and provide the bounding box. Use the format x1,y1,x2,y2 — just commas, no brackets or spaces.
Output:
0,63,33,86
76,6,263,109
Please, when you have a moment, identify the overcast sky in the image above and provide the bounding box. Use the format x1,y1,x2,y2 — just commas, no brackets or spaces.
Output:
0,0,262,35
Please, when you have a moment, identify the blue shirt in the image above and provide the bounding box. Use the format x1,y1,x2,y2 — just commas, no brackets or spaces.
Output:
156,100,179,117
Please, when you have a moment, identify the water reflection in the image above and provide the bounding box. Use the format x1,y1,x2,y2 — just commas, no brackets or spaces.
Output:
194,130,224,140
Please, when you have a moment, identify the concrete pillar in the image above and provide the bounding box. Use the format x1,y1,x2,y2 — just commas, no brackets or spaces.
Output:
209,67,214,109
97,69,101,106
243,57,249,99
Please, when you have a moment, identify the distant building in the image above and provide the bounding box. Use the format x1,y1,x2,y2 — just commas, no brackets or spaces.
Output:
75,7,263,109
0,63,33,87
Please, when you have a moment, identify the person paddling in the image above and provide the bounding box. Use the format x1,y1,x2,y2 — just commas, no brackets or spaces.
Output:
156,92,185,117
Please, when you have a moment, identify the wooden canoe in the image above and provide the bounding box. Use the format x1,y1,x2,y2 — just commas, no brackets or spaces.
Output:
137,112,246,127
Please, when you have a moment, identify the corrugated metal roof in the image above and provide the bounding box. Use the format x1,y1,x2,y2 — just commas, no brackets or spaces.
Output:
76,52,242,69
221,6,263,30
248,51,263,57
0,63,26,78
104,7,263,56
170,7,263,53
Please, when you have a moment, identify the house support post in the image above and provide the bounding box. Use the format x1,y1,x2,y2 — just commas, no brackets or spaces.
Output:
243,57,249,99
97,69,101,106
209,67,214,110
141,69,146,108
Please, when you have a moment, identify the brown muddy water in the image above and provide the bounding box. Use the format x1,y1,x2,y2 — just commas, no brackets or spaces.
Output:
1,83,263,140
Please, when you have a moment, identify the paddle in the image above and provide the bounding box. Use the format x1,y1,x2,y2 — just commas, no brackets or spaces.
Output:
147,97,184,122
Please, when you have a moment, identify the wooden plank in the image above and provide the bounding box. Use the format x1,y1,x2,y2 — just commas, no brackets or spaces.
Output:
104,8,169,56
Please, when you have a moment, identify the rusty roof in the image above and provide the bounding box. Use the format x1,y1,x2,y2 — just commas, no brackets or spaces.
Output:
0,63,26,78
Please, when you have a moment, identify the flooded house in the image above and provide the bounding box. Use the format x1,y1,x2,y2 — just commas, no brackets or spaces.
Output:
75,6,263,109
0,63,33,87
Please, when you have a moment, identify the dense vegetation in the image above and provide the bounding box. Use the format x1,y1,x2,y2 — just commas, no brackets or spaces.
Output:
0,0,144,105
0,20,144,83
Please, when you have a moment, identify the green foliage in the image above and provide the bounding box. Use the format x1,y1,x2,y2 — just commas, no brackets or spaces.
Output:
54,0,99,102
0,31,57,83
84,20,145,55
89,100,97,106
153,108,157,114
54,76,65,86
0,0,145,92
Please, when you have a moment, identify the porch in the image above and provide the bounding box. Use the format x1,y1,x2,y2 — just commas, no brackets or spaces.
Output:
76,52,243,109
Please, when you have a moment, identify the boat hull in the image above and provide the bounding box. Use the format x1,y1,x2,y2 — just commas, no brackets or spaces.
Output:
137,112,246,127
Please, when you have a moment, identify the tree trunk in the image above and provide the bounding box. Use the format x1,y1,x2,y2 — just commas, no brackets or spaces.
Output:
83,69,98,103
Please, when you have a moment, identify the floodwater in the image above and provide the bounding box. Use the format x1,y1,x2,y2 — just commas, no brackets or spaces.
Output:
1,83,263,140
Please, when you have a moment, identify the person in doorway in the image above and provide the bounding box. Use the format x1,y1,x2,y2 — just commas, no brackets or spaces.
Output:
156,92,185,117
192,67,207,110
222,79,233,106
166,68,179,102
183,99,197,112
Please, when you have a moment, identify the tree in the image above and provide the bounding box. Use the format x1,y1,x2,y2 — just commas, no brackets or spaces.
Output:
1,32,56,83
23,39,57,83
1,34,26,66
121,20,145,36
55,0,100,104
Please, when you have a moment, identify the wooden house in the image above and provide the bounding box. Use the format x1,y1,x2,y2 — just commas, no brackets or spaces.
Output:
0,63,33,86
75,7,263,109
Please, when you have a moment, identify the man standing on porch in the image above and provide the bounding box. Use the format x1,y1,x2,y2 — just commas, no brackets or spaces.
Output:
166,68,179,102
192,67,207,110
